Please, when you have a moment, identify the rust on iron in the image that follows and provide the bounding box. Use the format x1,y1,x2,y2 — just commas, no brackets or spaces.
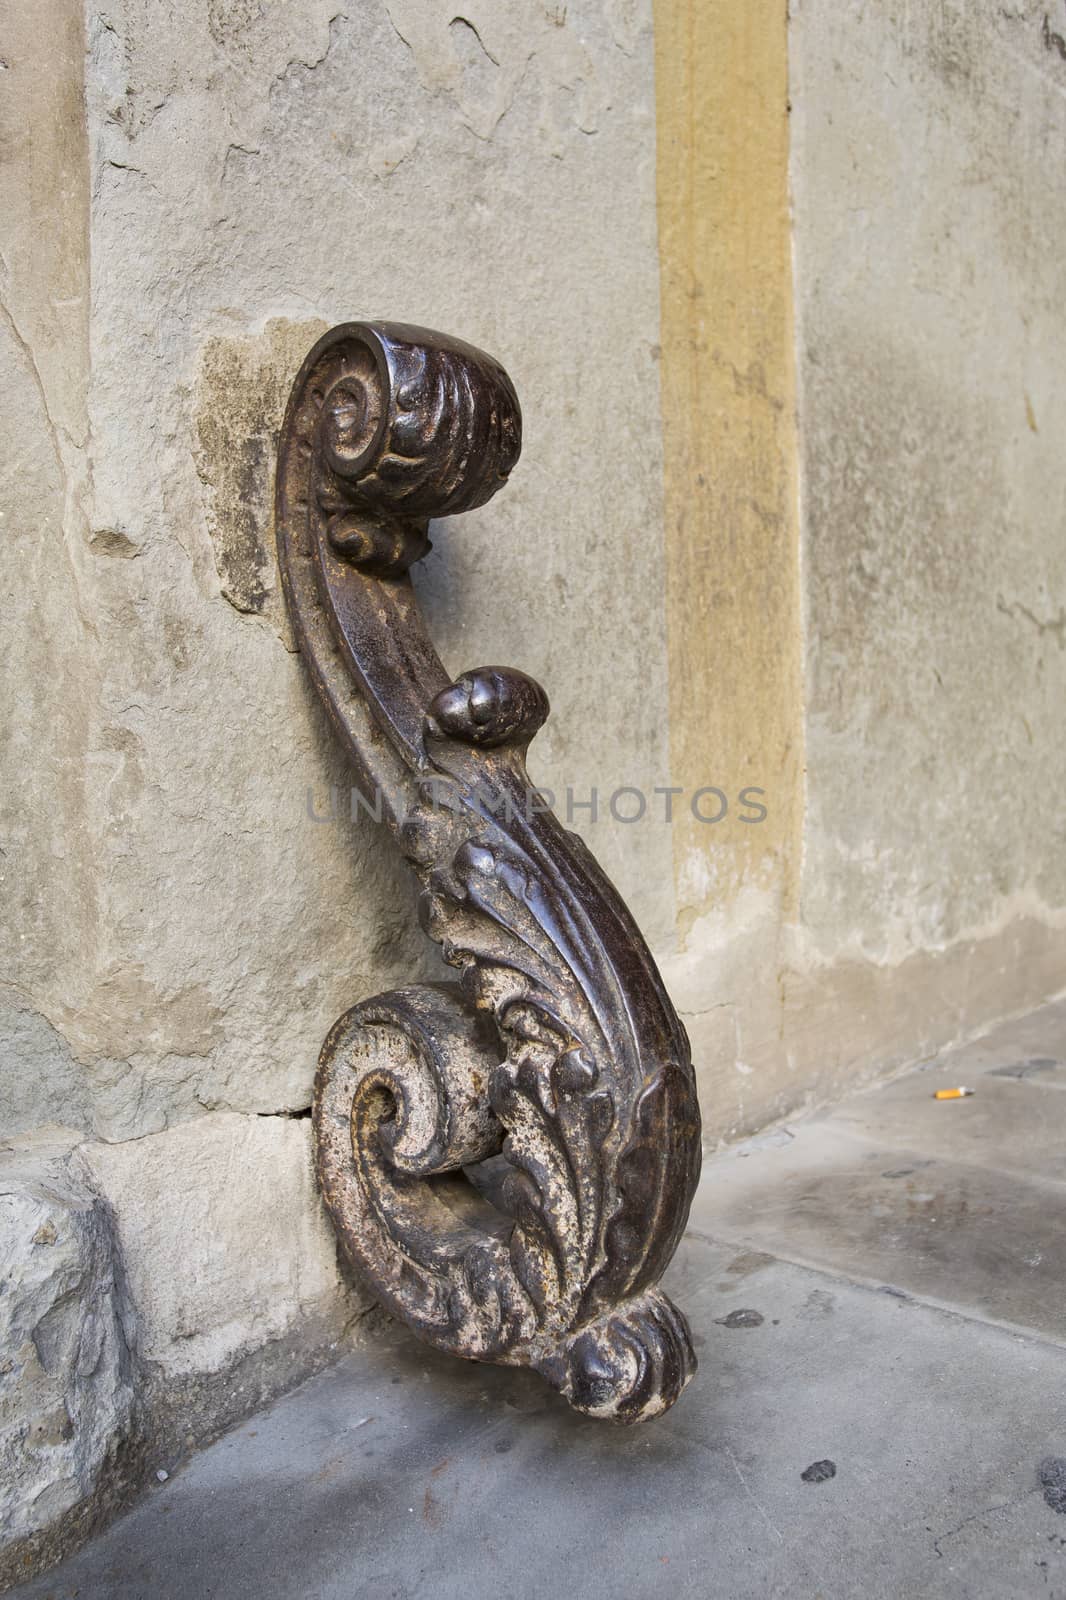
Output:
275,322,701,1422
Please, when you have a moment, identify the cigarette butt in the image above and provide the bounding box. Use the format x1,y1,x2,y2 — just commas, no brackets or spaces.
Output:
933,1087,974,1100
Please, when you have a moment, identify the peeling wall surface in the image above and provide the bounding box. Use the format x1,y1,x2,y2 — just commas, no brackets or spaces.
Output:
3,0,671,1152
2,0,1066,1578
791,0,1066,959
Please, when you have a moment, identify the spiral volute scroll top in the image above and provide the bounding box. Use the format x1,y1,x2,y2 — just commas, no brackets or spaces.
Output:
316,322,522,522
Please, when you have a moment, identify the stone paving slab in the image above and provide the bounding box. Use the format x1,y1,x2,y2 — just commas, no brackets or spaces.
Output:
698,995,1066,1344
831,1069,1066,1181
949,999,1066,1075
8,1243,1066,1599
696,1122,1066,1343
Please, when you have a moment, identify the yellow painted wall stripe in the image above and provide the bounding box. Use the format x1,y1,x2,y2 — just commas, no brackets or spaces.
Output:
653,0,804,936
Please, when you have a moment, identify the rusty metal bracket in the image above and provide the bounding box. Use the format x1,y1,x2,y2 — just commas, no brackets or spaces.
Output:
276,323,701,1422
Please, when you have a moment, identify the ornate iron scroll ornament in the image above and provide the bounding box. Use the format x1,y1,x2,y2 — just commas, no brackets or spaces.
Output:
276,323,702,1422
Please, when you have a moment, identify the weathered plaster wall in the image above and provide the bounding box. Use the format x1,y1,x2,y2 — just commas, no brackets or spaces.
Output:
792,0,1066,960
0,0,95,1140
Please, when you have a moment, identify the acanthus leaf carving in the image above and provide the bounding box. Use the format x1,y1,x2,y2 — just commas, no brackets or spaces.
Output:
275,321,702,1422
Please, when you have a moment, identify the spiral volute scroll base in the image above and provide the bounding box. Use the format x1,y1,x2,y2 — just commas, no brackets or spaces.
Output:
539,1291,697,1424
278,321,702,1423
314,985,697,1424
